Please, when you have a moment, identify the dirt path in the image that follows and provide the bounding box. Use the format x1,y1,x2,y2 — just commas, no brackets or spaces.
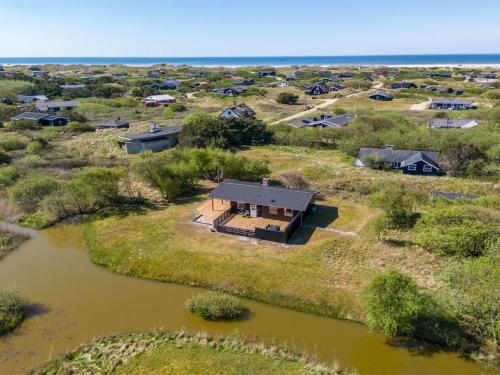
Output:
410,98,431,111
271,83,382,125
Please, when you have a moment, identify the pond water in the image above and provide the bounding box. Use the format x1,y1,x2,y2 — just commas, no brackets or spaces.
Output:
0,224,495,374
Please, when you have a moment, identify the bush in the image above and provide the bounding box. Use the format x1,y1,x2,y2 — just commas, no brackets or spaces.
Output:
276,92,299,105
5,119,41,131
170,102,186,112
415,203,498,257
369,186,427,228
442,241,500,344
362,269,427,336
163,107,175,119
0,287,28,336
278,171,309,188
181,111,273,149
66,121,95,133
185,292,245,321
0,166,19,188
27,138,49,155
8,175,61,211
0,135,27,151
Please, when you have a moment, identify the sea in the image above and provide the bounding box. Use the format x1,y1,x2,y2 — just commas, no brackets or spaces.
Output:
0,54,500,67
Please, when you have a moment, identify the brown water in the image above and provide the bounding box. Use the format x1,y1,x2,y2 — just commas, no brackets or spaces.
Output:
0,224,495,375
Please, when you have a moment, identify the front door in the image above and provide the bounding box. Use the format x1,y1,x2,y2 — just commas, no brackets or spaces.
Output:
250,204,257,218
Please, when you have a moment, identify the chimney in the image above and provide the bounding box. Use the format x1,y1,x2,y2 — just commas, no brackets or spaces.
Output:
384,144,394,150
149,123,159,133
261,178,269,187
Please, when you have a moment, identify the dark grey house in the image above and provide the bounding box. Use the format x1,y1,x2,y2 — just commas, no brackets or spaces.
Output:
60,84,86,90
119,124,182,154
356,146,441,176
256,70,276,77
151,79,180,90
420,85,463,95
11,112,69,126
213,87,246,96
369,91,393,101
338,71,354,78
36,100,79,112
208,179,316,243
429,118,479,129
305,84,329,95
429,98,475,110
389,81,417,89
233,78,255,85
289,113,354,129
17,95,49,103
220,103,256,119
97,119,130,129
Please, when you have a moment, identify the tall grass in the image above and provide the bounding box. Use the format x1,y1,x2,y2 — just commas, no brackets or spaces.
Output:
0,286,29,335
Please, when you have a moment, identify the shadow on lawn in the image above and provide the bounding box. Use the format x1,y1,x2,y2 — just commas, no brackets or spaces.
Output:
289,204,339,245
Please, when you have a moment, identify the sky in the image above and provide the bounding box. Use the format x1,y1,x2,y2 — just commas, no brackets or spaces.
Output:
1,0,499,57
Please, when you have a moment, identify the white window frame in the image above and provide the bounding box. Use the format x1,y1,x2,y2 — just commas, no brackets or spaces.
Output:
268,206,278,215
407,164,417,171
284,208,294,217
422,165,433,173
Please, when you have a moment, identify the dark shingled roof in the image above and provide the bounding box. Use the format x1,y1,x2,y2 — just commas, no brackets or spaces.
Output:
432,191,479,201
223,103,256,118
400,152,440,170
289,113,354,128
98,119,130,128
209,180,316,212
119,125,182,141
358,147,439,164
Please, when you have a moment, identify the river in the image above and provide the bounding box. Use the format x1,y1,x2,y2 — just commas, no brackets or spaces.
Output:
0,224,495,375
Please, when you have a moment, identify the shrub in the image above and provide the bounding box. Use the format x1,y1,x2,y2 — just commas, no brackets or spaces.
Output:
369,186,427,228
415,204,498,257
5,119,40,131
0,135,27,151
163,107,175,119
27,138,49,155
21,210,57,229
185,292,245,321
362,269,426,336
0,287,28,336
8,175,61,211
0,166,19,188
170,102,186,112
66,121,95,133
276,92,299,105
278,171,309,188
442,241,500,344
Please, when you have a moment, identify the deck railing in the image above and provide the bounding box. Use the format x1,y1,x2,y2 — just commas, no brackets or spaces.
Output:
213,209,234,228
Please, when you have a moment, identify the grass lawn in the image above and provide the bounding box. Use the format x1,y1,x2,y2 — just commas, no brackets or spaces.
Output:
39,331,344,375
331,94,425,112
83,146,487,320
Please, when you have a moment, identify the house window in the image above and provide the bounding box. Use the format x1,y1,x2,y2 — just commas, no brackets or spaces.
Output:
284,209,294,217
407,164,417,171
423,165,433,173
392,162,399,168
268,206,278,215
237,202,245,209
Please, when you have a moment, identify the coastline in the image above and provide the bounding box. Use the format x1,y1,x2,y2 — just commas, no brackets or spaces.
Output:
3,63,500,68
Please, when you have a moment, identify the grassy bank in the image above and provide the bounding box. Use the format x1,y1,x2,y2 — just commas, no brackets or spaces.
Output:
0,287,28,336
36,330,347,375
0,229,28,261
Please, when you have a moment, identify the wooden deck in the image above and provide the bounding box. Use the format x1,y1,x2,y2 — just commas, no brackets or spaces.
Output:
196,199,291,231
196,199,230,224
225,214,291,232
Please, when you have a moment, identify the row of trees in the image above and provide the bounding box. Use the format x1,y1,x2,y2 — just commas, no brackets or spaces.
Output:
133,148,270,201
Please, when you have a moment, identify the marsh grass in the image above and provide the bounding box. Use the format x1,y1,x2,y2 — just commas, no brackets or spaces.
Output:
37,330,349,375
0,286,28,336
185,292,246,321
